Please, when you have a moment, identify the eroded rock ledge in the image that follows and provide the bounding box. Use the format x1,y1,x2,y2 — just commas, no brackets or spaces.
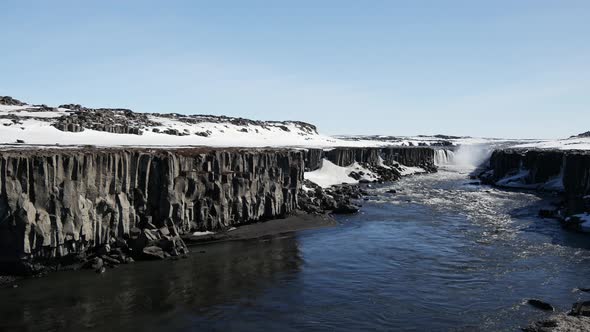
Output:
0,147,303,273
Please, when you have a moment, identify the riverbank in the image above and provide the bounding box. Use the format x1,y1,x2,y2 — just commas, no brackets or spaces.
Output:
183,211,337,245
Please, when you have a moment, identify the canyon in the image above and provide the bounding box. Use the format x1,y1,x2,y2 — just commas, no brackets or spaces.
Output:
2,96,590,331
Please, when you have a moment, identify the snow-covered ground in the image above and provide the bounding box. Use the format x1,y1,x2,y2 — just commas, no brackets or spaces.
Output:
0,102,510,149
0,103,419,148
514,137,590,151
303,158,427,188
1,99,588,151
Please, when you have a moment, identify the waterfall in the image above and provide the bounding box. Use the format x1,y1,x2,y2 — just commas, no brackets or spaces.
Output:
434,149,455,166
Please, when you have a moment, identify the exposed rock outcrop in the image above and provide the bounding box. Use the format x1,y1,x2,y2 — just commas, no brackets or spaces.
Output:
304,147,436,172
482,149,590,197
0,97,25,106
0,147,303,273
480,148,590,220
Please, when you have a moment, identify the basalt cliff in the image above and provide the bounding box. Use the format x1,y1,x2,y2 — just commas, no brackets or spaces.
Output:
0,146,439,274
479,148,590,228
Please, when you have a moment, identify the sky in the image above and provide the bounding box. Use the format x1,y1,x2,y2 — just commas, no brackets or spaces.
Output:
1,0,589,139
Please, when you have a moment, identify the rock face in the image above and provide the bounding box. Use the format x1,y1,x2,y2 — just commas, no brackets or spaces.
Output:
0,144,438,273
52,108,159,135
0,96,25,106
481,149,590,217
484,149,590,197
304,147,436,172
0,147,303,267
51,104,319,137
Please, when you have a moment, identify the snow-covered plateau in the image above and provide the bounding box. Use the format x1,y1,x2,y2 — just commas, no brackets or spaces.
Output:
2,95,577,150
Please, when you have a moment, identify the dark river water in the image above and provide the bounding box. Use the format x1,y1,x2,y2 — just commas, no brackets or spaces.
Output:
3,166,590,331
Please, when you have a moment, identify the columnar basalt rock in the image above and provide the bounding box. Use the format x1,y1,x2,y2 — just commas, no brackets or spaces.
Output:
482,149,590,218
380,147,436,170
0,148,304,266
303,147,436,172
485,149,590,197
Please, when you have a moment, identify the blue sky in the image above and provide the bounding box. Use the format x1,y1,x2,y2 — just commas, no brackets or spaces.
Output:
1,0,588,138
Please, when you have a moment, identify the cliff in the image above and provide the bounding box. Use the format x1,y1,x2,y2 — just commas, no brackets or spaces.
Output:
304,147,436,172
0,145,439,273
0,148,303,268
482,149,590,214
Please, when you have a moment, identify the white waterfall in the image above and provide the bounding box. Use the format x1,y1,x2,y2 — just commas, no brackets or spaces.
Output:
434,149,455,166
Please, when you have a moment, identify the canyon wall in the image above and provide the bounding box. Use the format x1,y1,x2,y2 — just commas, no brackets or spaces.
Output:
484,149,590,212
0,148,304,263
0,146,437,270
304,147,436,171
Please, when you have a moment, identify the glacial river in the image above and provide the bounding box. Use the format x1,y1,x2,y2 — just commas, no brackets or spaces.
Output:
3,166,590,331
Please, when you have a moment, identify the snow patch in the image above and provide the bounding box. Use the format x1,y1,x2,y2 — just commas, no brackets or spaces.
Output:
192,231,215,237
515,137,590,151
304,159,377,188
494,169,565,192
398,165,427,176
495,170,536,189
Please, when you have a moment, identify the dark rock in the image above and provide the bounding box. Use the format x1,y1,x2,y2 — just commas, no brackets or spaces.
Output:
538,209,557,219
386,189,397,194
527,299,555,311
83,257,104,271
332,204,359,214
195,131,211,137
571,301,590,317
142,246,165,260
101,255,121,266
0,148,303,270
0,96,26,106
572,131,590,138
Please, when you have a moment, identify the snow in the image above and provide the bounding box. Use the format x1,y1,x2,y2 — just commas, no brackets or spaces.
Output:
0,117,345,148
398,165,427,176
192,231,215,236
495,170,536,189
515,137,590,151
0,105,523,148
541,173,565,191
494,169,565,192
0,105,70,118
304,160,370,188
304,158,426,188
4,100,582,151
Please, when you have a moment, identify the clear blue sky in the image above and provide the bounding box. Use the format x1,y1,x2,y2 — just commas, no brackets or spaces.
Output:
1,0,589,138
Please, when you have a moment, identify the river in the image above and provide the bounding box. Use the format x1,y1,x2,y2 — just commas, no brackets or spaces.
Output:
2,165,590,331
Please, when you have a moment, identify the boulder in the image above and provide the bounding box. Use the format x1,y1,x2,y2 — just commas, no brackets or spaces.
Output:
142,246,165,260
527,299,554,311
571,301,590,317
333,204,360,214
